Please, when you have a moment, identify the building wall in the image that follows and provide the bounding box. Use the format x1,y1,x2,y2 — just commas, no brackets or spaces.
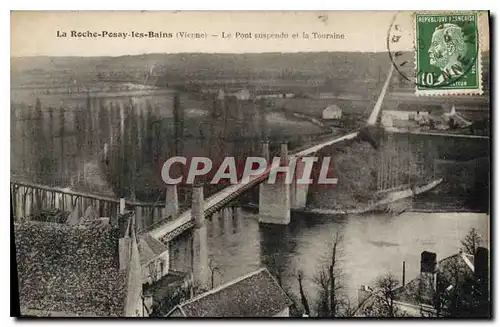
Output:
169,230,193,273
383,110,429,121
141,251,170,285
322,108,342,120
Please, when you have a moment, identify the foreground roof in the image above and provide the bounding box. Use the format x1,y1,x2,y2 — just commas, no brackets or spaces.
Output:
14,221,127,317
167,268,292,317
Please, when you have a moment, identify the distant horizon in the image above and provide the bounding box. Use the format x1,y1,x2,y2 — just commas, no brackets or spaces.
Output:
11,50,402,59
11,49,492,60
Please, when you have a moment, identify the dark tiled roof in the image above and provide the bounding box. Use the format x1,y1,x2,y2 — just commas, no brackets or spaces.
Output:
14,221,127,317
394,276,434,306
168,268,292,317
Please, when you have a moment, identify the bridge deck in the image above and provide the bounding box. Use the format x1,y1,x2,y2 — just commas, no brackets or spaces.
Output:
149,131,360,241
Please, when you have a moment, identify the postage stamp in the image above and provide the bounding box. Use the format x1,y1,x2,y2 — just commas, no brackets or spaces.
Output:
414,12,482,95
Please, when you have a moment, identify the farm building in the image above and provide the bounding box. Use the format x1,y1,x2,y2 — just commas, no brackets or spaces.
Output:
322,104,342,120
234,88,251,101
381,110,430,128
217,89,225,100
217,87,251,101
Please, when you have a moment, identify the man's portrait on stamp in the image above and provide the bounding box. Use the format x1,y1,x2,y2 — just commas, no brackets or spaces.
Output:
428,23,469,83
414,12,481,95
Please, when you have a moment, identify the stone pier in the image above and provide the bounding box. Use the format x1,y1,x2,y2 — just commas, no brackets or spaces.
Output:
259,142,291,225
291,158,310,209
191,183,208,287
164,184,179,219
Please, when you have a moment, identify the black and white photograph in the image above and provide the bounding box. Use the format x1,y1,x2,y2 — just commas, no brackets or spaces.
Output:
10,10,491,318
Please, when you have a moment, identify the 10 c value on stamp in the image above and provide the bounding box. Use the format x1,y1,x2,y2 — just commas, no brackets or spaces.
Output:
414,12,483,95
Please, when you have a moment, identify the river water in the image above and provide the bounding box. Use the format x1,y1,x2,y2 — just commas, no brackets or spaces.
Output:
206,206,489,308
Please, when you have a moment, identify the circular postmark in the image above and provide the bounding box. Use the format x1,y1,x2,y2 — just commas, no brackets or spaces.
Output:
387,11,480,90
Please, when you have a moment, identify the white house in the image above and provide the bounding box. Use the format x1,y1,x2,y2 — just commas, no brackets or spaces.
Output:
322,104,342,120
234,88,251,101
381,110,430,128
217,88,225,100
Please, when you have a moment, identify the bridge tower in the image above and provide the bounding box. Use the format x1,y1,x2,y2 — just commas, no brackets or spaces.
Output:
191,183,209,287
259,142,291,225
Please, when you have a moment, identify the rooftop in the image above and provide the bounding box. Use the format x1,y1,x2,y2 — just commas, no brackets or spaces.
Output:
395,253,475,306
324,104,342,111
356,252,476,316
166,268,292,317
138,233,168,265
14,221,127,317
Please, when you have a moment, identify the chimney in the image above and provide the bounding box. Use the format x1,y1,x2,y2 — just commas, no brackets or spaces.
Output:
474,247,489,306
420,251,437,274
421,251,437,291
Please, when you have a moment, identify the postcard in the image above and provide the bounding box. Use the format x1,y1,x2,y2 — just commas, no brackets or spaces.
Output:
11,11,490,318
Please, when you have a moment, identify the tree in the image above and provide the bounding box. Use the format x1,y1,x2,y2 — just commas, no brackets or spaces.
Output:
434,233,489,318
461,228,483,255
208,259,221,289
263,253,302,317
362,273,405,317
297,270,311,316
435,255,481,317
264,253,286,288
313,231,350,317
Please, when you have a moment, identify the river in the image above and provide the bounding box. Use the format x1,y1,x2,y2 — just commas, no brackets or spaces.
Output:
206,206,489,310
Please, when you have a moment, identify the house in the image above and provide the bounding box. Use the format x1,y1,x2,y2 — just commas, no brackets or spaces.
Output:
138,233,192,316
442,105,473,128
381,110,431,129
165,268,293,317
217,88,225,100
234,88,251,101
217,87,252,101
355,248,489,317
255,92,295,100
322,104,342,120
14,213,145,317
138,233,170,285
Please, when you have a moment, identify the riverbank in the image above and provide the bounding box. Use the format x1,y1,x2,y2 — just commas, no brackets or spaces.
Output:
239,178,445,216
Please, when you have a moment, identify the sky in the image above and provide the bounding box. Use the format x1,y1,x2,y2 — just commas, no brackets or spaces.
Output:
11,11,490,57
